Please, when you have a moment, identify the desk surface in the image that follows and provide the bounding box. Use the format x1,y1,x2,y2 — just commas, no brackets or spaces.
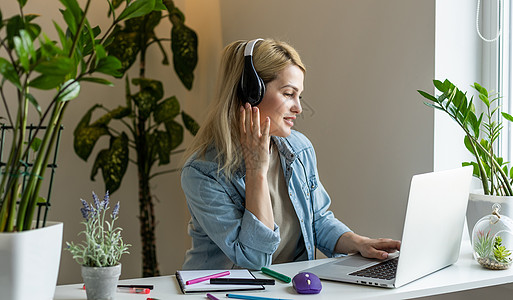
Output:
54,240,513,300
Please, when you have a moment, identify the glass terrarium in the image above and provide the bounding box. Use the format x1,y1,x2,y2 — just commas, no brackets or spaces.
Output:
472,203,513,270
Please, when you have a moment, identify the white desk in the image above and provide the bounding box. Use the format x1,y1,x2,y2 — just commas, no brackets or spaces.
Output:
54,240,513,300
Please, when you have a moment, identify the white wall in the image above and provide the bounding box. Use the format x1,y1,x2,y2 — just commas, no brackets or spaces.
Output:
434,0,481,173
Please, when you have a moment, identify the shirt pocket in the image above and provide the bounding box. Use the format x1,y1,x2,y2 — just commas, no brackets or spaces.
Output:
302,175,318,198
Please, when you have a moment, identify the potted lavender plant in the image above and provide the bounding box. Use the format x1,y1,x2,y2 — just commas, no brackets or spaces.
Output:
66,191,130,300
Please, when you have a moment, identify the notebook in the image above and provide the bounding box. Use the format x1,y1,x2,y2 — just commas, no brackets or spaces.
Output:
302,166,473,288
175,269,265,294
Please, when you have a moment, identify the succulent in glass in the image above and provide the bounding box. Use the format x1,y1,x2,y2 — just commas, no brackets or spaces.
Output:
493,236,512,264
474,230,494,259
66,191,131,267
472,204,513,270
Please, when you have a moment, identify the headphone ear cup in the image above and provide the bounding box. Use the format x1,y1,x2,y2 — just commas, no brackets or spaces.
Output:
239,56,265,106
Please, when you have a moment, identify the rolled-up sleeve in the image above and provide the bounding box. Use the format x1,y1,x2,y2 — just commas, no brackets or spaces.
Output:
182,164,280,269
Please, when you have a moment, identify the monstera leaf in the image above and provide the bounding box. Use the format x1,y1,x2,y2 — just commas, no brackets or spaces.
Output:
90,133,129,193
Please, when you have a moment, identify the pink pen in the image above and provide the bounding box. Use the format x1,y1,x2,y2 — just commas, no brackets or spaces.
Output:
185,271,230,285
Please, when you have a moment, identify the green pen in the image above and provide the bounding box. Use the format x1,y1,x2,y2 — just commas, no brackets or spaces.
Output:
260,267,291,283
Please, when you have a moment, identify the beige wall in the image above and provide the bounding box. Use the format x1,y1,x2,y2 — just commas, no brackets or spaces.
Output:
218,0,435,239
3,0,437,284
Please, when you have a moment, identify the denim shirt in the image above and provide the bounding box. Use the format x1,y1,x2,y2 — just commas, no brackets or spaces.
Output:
181,130,352,270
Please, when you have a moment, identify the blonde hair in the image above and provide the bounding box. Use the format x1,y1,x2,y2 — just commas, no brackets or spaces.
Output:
183,38,306,179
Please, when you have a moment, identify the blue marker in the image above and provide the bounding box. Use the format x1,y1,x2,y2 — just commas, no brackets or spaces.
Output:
226,294,292,300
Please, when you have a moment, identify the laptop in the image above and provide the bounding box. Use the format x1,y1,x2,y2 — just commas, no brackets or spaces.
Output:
302,166,473,288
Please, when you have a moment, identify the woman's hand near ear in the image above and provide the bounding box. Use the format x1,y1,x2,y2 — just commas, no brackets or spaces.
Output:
240,103,274,230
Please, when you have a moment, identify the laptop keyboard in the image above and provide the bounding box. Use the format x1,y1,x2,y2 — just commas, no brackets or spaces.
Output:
349,257,399,280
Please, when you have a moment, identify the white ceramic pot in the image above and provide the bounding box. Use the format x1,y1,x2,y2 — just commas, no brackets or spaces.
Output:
466,193,513,238
82,264,121,300
0,221,63,300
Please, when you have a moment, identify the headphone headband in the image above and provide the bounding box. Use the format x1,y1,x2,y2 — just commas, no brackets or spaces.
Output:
244,38,263,56
238,38,266,106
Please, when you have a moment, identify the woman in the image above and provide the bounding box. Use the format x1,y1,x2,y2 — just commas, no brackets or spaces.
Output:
181,38,400,270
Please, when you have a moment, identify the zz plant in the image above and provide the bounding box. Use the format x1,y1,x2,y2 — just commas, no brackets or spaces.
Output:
418,79,513,196
72,0,199,277
0,0,162,232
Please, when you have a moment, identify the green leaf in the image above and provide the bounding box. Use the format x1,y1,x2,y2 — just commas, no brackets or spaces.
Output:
473,82,488,97
153,130,172,165
182,111,199,136
53,21,69,53
117,0,156,21
433,79,446,93
26,93,42,116
79,77,114,86
18,0,28,7
94,44,107,66
462,161,480,178
6,15,23,49
171,23,198,90
0,57,22,90
59,0,83,20
29,74,65,90
93,106,131,126
464,135,476,154
90,133,129,194
25,22,41,41
154,0,166,10
105,25,140,73
423,102,444,112
40,33,65,58
57,80,81,102
502,112,513,123
154,96,180,123
418,90,437,102
96,56,122,77
479,94,490,108
73,105,109,160
29,137,42,152
112,0,124,9
14,30,36,70
164,120,183,150
106,11,162,73
59,6,78,35
13,35,29,71
36,196,46,204
34,56,74,76
131,79,164,120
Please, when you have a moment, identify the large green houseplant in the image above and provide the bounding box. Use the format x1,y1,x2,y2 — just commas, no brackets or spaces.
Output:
0,0,163,233
72,0,199,277
418,79,513,196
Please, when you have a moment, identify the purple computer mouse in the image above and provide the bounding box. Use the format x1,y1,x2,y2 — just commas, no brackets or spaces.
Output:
292,272,322,294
